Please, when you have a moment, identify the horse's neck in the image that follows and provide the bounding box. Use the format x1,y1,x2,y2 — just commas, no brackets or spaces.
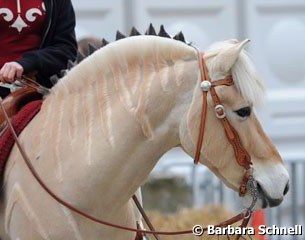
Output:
34,42,198,211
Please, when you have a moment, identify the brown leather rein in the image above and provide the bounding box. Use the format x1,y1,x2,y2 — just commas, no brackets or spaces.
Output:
0,51,258,238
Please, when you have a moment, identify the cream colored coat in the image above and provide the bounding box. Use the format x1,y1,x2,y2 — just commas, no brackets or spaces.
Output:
0,36,289,240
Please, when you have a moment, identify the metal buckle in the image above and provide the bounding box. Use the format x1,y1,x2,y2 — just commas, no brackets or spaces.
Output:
200,80,211,92
243,209,252,219
215,104,226,119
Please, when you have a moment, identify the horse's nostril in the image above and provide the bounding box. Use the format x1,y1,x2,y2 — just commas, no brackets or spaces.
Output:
284,182,289,195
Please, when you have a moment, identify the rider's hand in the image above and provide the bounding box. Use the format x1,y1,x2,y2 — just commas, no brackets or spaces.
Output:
0,62,24,83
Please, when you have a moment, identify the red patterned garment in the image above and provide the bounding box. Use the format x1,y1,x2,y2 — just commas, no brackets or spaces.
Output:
0,0,46,68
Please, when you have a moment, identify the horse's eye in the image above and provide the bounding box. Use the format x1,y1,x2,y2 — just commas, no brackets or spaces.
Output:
235,107,251,118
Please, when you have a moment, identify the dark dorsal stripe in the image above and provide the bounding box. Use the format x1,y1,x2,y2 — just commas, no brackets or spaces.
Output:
173,31,185,43
76,51,86,63
145,23,156,35
130,27,141,36
158,25,171,38
116,31,126,40
101,38,109,47
88,43,99,55
67,59,75,70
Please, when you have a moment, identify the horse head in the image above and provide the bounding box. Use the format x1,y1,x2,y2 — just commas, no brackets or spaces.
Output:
180,39,289,209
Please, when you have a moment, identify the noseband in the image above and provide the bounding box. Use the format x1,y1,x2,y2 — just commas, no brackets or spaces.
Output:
194,51,253,197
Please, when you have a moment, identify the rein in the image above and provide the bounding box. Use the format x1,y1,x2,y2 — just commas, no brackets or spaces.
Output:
0,50,258,239
15,75,50,96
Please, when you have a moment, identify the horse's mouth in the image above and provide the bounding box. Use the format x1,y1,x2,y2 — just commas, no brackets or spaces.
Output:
256,182,283,208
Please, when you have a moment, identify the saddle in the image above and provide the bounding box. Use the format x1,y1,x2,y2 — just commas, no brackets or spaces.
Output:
0,86,43,133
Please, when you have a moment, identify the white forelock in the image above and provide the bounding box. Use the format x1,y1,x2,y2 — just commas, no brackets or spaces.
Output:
206,40,265,106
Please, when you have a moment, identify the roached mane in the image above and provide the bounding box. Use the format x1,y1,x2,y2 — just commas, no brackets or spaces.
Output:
50,24,188,85
78,24,188,62
52,24,264,107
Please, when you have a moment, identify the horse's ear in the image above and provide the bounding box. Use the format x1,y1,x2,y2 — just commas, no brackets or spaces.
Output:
209,39,250,77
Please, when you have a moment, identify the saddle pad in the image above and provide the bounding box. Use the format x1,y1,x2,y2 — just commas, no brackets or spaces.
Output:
0,100,42,176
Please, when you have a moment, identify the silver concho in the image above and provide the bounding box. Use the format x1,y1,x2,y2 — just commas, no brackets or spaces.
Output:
200,80,211,92
215,104,226,119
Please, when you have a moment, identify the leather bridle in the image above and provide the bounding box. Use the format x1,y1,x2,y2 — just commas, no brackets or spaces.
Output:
0,50,258,239
194,51,253,197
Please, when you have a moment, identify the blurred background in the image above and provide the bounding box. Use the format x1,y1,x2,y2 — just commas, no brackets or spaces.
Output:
71,0,305,239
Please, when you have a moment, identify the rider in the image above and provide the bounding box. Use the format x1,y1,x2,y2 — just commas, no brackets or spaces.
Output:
0,0,78,98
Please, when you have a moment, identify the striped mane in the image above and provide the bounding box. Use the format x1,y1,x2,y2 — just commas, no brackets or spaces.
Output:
51,27,197,96
45,26,198,141
50,24,264,108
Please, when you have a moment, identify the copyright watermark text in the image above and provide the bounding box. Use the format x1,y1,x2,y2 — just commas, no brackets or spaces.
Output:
192,225,303,236
192,225,204,236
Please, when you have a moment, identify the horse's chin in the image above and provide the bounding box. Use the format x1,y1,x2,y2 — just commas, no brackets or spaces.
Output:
241,184,284,210
242,195,275,210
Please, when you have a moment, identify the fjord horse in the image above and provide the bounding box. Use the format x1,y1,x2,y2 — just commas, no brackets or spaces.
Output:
0,33,289,240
